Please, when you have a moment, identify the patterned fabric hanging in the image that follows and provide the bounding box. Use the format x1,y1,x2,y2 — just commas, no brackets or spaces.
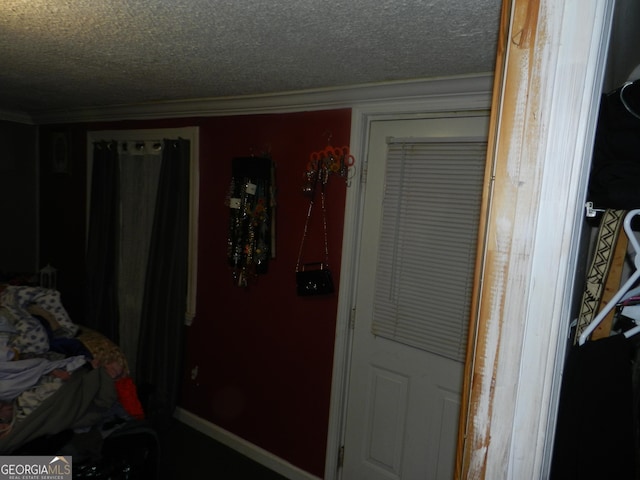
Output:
226,156,275,286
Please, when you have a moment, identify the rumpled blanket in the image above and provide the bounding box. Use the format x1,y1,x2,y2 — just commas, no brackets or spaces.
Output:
0,367,117,453
0,356,86,401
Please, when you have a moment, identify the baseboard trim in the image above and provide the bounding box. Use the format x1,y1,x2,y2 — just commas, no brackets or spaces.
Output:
174,407,322,480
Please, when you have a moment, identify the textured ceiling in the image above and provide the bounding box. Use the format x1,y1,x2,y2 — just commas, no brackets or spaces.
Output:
0,0,502,117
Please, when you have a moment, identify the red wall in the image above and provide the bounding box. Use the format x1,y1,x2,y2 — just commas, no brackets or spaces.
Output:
187,111,351,477
40,108,351,477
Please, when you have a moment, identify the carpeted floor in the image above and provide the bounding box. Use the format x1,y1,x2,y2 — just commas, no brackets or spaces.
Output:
8,416,286,479
157,419,287,480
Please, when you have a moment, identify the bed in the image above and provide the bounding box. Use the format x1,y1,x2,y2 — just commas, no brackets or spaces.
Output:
0,284,154,475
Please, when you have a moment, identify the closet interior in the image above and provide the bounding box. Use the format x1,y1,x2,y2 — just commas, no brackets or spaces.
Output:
551,1,640,478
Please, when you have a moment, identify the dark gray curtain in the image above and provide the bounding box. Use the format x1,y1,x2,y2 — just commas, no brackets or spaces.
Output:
136,138,190,423
86,141,120,343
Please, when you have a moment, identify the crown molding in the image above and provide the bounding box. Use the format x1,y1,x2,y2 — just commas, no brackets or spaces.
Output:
0,108,35,125
29,73,494,125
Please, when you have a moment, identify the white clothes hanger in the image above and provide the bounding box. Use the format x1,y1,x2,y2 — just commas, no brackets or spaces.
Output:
579,209,640,345
623,323,640,340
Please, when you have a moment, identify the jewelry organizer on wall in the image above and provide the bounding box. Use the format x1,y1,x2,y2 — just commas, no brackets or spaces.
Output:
226,156,275,287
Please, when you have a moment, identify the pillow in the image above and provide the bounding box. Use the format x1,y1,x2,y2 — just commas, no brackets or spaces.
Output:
0,307,18,361
0,286,78,338
0,291,48,355
27,305,61,332
6,315,48,356
0,307,17,335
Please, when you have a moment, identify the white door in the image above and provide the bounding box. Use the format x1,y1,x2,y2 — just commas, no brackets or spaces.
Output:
341,115,489,480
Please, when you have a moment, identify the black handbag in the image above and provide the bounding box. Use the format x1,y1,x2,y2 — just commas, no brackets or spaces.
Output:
295,166,335,296
296,262,334,296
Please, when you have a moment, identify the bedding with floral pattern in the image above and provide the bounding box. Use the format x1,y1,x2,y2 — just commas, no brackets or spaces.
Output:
0,285,144,454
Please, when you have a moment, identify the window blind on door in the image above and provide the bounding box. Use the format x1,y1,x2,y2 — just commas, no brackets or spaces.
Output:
371,138,486,363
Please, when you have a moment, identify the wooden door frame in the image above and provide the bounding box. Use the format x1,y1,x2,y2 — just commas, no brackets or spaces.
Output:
457,1,614,478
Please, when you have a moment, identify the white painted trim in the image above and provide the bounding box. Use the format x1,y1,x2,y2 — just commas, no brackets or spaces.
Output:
527,1,615,477
323,101,370,480
31,74,493,125
325,81,493,479
174,407,321,480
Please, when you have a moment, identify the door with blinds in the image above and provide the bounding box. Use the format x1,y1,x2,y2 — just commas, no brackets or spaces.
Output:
341,115,488,480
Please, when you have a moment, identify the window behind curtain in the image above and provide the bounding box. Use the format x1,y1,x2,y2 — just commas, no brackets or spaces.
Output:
87,128,199,376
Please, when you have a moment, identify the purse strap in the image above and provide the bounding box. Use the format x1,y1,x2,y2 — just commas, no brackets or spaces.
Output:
296,165,330,272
